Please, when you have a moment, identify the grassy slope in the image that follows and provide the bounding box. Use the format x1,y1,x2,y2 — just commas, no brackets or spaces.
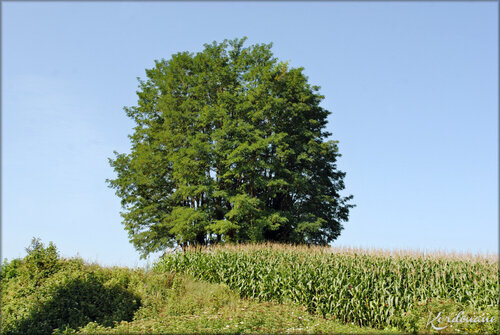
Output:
78,273,391,334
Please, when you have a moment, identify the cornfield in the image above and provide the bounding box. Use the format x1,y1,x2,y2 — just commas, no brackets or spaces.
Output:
155,243,499,329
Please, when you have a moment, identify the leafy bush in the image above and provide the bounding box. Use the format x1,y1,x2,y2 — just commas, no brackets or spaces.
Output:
1,258,22,280
1,239,141,334
24,237,61,286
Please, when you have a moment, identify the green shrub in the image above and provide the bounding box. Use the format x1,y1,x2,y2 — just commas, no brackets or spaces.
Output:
1,239,141,334
24,237,61,286
1,258,22,280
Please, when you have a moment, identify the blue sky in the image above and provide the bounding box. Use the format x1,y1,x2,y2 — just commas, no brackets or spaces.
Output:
2,2,498,266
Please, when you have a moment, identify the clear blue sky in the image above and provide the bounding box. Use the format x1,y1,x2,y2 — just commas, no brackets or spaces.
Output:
3,2,498,266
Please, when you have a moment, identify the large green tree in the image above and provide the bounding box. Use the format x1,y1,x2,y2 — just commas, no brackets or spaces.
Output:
108,38,354,257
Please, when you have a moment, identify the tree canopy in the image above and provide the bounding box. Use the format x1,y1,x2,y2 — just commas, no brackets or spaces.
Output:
108,37,354,257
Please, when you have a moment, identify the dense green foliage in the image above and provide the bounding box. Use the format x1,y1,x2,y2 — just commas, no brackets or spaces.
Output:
107,37,354,257
156,244,499,332
1,240,382,334
1,239,141,334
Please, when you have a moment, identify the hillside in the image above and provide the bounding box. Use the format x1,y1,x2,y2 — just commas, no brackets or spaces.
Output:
0,241,388,334
1,241,497,334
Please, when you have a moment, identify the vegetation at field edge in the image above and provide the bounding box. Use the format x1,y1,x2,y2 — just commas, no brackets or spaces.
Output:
1,239,390,334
